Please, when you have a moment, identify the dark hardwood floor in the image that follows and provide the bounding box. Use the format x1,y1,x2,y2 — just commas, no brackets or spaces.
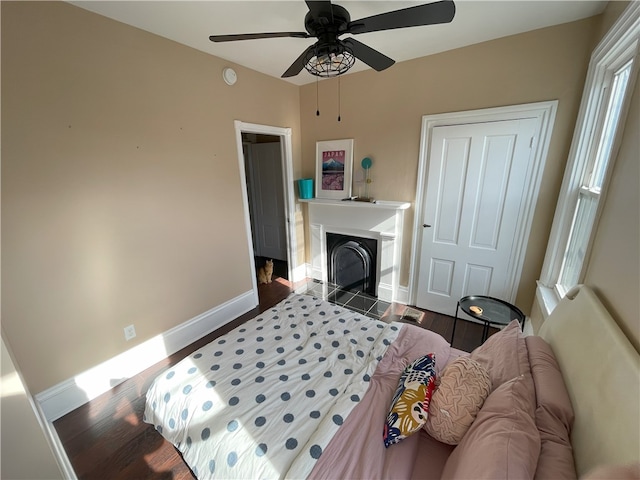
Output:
54,278,494,479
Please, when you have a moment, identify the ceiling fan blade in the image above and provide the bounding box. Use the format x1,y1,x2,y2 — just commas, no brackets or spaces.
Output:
343,38,394,72
282,44,316,78
209,32,310,42
347,0,455,35
305,0,333,22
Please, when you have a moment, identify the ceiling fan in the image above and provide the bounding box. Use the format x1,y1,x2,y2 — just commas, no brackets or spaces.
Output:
209,0,456,79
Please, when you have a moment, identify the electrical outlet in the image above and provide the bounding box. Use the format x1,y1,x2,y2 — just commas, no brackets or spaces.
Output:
124,324,136,341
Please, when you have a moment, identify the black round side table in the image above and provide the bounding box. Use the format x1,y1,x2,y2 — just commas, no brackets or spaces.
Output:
451,295,525,345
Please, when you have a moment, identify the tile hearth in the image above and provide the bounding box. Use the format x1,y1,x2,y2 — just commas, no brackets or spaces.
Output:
296,279,391,320
295,279,427,327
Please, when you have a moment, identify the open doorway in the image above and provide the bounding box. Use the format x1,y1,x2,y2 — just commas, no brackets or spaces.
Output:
234,121,299,307
242,133,288,281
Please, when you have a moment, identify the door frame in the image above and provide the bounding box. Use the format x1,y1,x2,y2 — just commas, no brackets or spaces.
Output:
408,101,558,306
234,121,300,304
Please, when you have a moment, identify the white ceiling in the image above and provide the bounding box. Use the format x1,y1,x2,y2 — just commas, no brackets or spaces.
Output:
70,1,607,86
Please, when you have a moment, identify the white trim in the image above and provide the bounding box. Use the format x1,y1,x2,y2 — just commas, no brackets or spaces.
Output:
36,406,78,480
36,290,256,422
377,282,393,303
299,198,410,211
304,261,313,279
535,282,560,321
2,333,78,479
234,121,303,287
593,3,640,62
290,261,308,285
394,285,410,305
538,2,639,296
408,101,558,305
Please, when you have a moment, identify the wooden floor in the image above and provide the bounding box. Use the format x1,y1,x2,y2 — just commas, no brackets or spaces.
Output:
54,278,494,479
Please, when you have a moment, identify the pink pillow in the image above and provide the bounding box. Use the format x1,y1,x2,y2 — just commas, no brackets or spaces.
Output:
525,336,574,429
470,320,528,390
526,336,577,480
441,375,540,480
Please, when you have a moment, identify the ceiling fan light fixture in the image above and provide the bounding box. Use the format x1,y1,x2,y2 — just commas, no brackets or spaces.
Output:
209,0,456,79
304,45,355,78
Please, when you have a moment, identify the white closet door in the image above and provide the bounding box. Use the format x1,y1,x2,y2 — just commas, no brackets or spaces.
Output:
416,118,537,315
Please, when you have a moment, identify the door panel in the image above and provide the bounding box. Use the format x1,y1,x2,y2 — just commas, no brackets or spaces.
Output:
434,136,470,246
463,264,493,295
247,142,288,261
429,259,454,296
416,118,537,315
470,133,516,250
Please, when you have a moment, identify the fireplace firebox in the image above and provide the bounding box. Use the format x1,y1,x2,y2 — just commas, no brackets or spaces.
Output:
326,233,378,297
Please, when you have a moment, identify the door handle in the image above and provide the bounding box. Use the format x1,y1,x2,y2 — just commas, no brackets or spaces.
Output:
423,224,432,228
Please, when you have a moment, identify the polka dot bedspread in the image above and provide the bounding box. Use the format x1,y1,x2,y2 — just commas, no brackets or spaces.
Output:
143,293,404,479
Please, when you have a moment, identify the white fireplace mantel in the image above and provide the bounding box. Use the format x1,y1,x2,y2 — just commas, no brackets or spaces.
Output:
300,198,410,302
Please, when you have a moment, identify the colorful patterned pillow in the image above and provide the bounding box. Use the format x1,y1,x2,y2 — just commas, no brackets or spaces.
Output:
383,353,436,447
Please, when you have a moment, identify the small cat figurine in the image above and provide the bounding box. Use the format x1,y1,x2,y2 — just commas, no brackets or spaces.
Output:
257,259,274,284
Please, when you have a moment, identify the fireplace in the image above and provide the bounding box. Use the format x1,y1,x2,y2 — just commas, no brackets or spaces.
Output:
303,199,410,302
326,233,378,296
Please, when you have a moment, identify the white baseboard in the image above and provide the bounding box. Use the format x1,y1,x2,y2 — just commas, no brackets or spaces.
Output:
290,262,308,283
394,285,410,304
35,290,257,422
378,283,393,302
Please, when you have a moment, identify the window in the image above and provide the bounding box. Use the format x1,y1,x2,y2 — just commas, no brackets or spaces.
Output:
538,4,639,311
556,59,634,294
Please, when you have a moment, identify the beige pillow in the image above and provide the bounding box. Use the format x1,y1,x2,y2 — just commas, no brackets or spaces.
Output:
425,356,491,445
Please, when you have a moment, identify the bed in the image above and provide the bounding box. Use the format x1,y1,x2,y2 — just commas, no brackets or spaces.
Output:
143,286,640,479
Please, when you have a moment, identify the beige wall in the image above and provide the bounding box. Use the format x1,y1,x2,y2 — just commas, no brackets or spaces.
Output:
597,1,630,38
1,1,302,393
299,17,599,314
583,78,639,351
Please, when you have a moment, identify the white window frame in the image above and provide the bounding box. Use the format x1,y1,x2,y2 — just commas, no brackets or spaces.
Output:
537,3,640,316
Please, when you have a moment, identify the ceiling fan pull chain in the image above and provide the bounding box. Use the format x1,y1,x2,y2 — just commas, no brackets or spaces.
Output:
337,76,341,122
316,76,320,116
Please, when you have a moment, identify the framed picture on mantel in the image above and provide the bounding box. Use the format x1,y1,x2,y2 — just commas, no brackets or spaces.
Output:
315,139,353,200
